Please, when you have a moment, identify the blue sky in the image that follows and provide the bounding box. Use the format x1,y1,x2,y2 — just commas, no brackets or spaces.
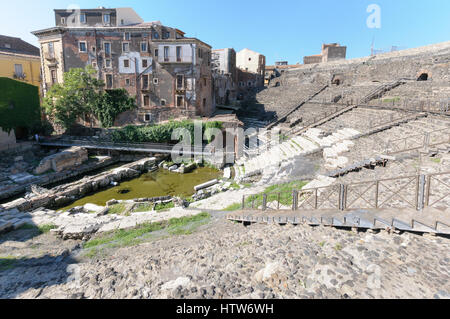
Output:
1,0,449,64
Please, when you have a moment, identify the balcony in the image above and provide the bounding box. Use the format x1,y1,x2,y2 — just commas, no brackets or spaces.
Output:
158,55,192,64
44,52,56,61
13,72,26,80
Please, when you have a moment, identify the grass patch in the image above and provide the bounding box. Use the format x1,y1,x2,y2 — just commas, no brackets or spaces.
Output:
167,212,211,235
108,203,126,215
154,201,175,212
383,97,401,103
335,243,343,251
20,223,58,235
223,202,243,211
431,158,441,164
133,203,153,213
82,212,211,257
223,180,308,211
38,224,58,234
0,256,19,271
244,180,309,208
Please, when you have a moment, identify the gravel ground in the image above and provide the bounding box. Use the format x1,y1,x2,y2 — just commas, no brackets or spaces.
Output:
1,213,449,299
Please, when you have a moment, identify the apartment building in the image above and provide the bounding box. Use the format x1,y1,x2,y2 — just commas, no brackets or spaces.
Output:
0,35,41,88
211,48,238,106
235,48,266,99
32,7,213,125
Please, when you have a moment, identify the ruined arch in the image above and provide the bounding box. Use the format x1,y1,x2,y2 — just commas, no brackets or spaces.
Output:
417,73,429,81
331,74,344,86
416,70,432,81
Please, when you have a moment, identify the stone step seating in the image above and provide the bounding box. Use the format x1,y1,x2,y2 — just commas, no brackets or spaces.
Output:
317,107,406,133
311,82,387,104
322,116,448,174
382,82,450,101
255,83,323,114
234,127,361,181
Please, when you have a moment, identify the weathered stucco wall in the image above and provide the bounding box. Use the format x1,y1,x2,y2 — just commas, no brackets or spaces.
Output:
0,130,16,151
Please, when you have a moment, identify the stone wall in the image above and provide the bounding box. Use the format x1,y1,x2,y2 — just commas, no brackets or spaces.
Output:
1,158,156,212
34,147,89,174
289,41,450,85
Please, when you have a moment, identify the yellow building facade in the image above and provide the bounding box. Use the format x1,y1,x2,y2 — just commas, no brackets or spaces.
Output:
0,51,41,87
0,35,41,91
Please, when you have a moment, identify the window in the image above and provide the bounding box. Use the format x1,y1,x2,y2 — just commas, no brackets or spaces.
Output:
142,59,148,68
176,46,182,62
164,46,169,62
80,13,86,24
154,49,159,57
123,59,130,68
161,99,166,106
153,32,159,39
105,59,111,68
61,17,66,25
121,19,125,25
48,42,54,58
125,78,130,86
14,64,23,76
104,42,111,55
103,14,110,24
141,42,148,52
51,69,57,84
92,46,96,53
153,78,159,85
176,95,184,107
204,78,207,86
163,31,170,39
198,48,203,59
176,75,184,89
79,41,87,53
144,114,152,122
92,61,97,69
143,95,150,106
124,32,130,41
106,74,113,88
142,74,149,89
122,42,130,52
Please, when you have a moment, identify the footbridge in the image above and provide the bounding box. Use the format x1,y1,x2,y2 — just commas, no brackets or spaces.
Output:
38,138,213,156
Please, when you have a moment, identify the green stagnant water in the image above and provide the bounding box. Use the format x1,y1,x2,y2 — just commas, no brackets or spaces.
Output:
61,167,221,210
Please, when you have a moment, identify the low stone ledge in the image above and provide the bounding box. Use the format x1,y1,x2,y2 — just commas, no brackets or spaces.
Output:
0,157,157,213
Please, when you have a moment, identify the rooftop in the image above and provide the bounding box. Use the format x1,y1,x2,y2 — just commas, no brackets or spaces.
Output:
0,35,40,57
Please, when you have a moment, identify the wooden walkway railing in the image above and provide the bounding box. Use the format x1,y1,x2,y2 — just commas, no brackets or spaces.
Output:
241,171,450,212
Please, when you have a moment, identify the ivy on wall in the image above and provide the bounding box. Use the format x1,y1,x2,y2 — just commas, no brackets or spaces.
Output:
0,77,41,134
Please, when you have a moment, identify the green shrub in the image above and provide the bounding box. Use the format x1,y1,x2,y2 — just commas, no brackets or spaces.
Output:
111,120,223,144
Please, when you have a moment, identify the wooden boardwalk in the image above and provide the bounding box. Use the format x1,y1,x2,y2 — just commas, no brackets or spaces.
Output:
227,207,450,235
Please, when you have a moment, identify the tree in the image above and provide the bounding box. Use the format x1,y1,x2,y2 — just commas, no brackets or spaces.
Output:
43,66,103,129
43,66,136,129
92,89,136,128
